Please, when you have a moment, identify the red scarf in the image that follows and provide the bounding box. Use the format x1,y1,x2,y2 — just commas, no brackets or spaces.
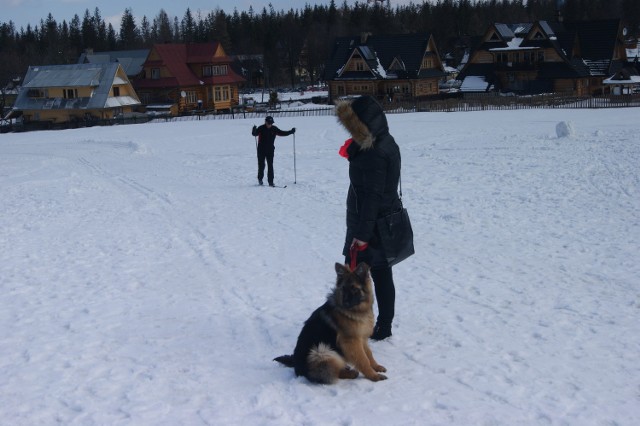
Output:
339,138,353,159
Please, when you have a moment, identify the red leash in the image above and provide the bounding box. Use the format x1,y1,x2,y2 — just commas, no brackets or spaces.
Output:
349,242,368,270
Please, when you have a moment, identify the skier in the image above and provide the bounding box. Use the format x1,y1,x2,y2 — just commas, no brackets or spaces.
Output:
251,116,295,187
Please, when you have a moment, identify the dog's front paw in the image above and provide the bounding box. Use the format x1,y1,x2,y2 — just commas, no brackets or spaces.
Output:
374,364,386,373
368,373,388,382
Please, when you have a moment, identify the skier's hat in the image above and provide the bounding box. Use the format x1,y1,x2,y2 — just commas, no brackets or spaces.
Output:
265,116,274,124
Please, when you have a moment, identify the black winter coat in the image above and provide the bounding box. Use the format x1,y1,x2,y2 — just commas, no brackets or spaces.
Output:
336,95,402,268
252,124,294,154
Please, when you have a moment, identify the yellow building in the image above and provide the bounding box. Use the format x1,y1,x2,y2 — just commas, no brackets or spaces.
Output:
11,63,140,124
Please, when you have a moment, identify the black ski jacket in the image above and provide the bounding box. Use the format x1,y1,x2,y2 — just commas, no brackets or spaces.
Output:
252,124,294,154
336,95,402,268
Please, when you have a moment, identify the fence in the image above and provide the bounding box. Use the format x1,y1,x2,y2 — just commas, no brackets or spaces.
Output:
393,93,640,113
149,106,335,123
3,93,639,133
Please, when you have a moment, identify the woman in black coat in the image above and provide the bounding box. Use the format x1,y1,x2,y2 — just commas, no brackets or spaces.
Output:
336,95,402,340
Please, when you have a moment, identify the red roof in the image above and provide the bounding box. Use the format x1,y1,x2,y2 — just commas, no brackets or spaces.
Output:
145,43,245,86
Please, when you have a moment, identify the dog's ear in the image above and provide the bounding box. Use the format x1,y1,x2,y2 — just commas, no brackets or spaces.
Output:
353,262,370,280
335,262,348,278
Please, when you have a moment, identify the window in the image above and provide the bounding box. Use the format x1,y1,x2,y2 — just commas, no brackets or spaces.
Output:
204,65,228,77
27,88,47,98
352,84,370,93
113,86,120,96
214,86,230,102
151,68,160,79
355,61,365,71
421,57,433,69
64,89,77,99
186,91,198,103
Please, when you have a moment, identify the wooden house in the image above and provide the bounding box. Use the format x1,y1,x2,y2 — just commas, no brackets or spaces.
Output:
324,33,447,103
134,43,245,114
458,19,630,96
11,63,141,124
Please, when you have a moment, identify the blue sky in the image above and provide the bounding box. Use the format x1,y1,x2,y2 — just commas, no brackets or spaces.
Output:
2,0,417,30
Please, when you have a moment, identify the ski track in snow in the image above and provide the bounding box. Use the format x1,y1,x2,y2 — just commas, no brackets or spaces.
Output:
0,110,639,425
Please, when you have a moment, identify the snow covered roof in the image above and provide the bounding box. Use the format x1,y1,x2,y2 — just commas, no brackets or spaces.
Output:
13,63,140,111
325,33,445,81
489,37,538,51
460,75,492,92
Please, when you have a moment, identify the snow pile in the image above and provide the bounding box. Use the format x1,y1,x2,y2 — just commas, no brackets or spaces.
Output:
555,120,575,138
1,108,638,425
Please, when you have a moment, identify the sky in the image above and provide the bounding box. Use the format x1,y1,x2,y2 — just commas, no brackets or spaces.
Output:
1,101,638,424
2,0,419,30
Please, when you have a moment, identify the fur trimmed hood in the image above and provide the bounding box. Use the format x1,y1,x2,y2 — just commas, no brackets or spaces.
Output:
335,96,389,150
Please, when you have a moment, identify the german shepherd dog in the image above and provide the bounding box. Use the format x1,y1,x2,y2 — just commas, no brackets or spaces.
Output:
274,262,387,384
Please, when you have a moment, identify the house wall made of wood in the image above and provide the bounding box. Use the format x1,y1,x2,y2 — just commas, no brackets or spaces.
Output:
329,81,377,99
176,84,238,112
22,105,136,123
414,79,440,97
552,78,591,95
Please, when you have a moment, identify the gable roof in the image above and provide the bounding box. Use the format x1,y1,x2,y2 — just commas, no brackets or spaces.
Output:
78,49,150,77
325,33,446,81
138,43,245,89
13,63,139,111
460,19,624,85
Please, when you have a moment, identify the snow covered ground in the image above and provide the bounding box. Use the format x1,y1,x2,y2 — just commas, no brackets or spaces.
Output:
1,107,638,425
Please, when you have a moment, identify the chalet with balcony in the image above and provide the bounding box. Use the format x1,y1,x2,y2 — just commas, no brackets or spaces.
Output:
458,19,630,96
134,42,245,114
324,33,447,103
10,63,140,124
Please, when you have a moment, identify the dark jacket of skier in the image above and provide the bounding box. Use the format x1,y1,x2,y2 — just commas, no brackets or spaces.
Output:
336,95,402,268
252,123,294,154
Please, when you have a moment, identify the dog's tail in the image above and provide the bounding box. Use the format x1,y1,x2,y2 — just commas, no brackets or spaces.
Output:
306,343,347,384
273,354,295,367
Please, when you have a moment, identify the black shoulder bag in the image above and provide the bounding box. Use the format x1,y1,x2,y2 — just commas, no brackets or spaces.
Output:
375,176,415,267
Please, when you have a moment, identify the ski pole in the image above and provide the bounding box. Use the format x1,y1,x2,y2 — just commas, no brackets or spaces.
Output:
293,132,297,184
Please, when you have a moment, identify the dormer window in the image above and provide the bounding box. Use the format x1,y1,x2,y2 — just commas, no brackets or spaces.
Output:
151,68,160,79
203,65,228,77
355,61,365,71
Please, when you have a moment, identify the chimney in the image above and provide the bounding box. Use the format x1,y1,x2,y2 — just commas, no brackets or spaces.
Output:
360,32,372,44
